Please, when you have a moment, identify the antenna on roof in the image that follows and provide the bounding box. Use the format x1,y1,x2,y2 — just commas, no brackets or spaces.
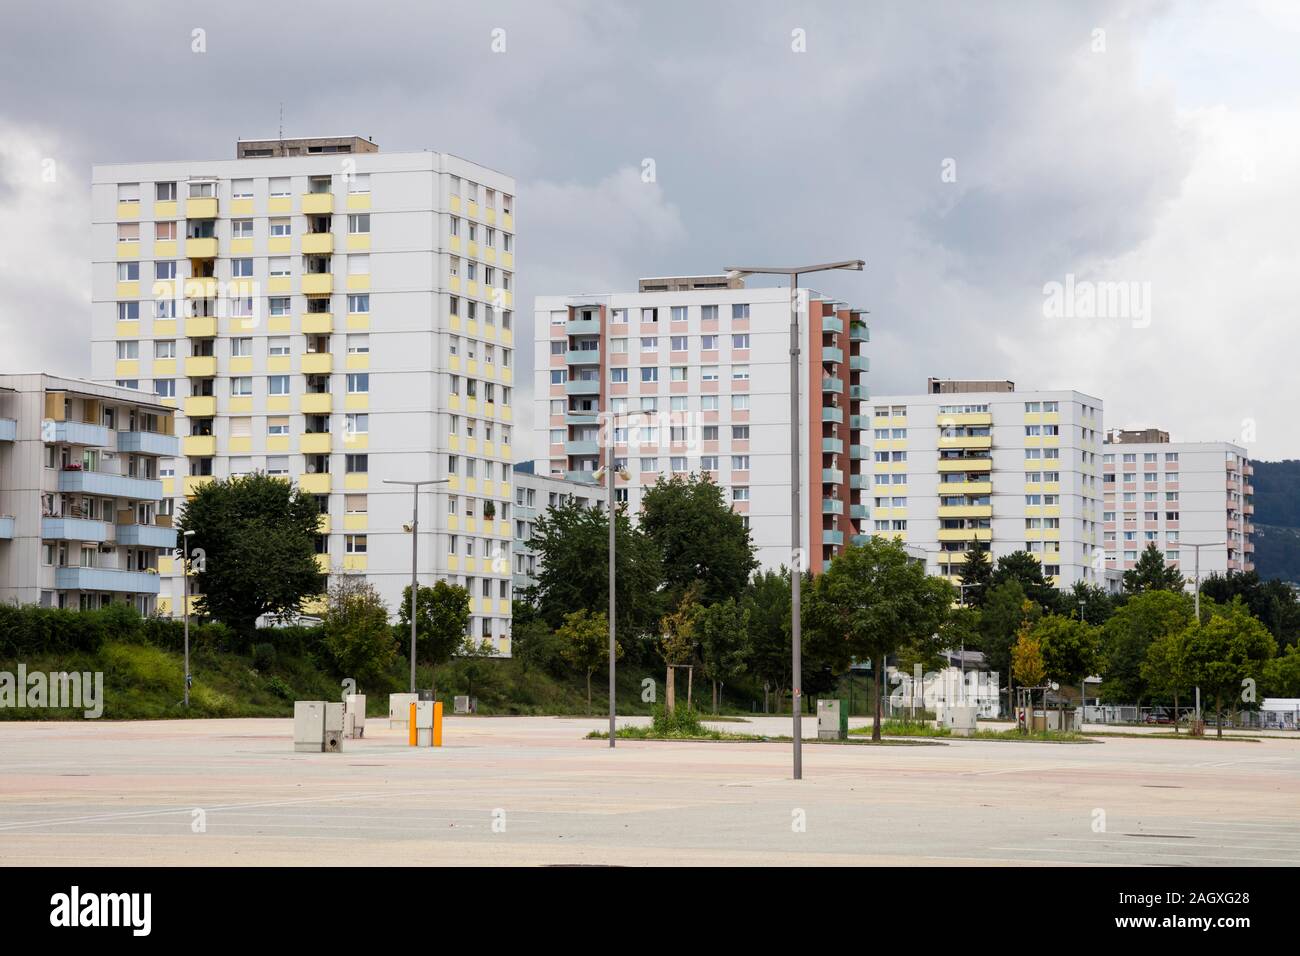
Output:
278,103,284,145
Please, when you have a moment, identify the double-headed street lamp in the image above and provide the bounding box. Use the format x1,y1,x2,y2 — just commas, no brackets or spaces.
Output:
181,529,196,707
723,259,865,781
593,459,629,747
384,477,449,692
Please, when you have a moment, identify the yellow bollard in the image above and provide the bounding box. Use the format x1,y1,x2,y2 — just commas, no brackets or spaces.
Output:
408,702,417,746
433,701,443,747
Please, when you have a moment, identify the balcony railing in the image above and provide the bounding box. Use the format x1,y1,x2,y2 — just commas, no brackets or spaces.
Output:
58,469,163,501
117,431,180,456
55,566,161,594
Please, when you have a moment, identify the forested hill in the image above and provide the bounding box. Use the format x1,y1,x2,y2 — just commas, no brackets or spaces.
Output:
1252,460,1300,583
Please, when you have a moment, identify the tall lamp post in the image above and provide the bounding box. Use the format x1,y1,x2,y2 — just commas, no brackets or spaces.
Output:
723,259,865,780
182,529,195,707
593,460,629,747
1185,539,1226,725
384,477,449,693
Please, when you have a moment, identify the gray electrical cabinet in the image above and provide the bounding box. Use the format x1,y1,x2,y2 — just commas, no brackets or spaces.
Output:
294,701,326,753
817,699,848,740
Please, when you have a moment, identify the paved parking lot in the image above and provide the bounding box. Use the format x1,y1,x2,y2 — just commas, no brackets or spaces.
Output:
0,715,1296,866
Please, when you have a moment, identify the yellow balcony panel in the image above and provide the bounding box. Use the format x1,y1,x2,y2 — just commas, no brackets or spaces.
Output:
230,237,253,255
302,193,334,214
937,505,993,519
114,359,139,378
345,353,370,371
448,515,461,531
183,435,217,457
183,475,214,496
937,528,992,543
228,396,253,413
941,412,993,427
449,235,461,253
184,395,216,417
938,435,992,450
184,236,218,258
116,320,140,338
502,213,513,231
266,395,291,413
153,240,178,259
941,481,992,495
503,252,514,269
154,319,177,337
153,358,176,376
502,328,513,345
1043,528,1061,540
116,280,140,299
267,355,291,374
346,233,371,252
344,393,369,411
315,514,331,535
157,555,175,576
266,435,290,452
268,236,292,254
228,435,252,453
449,275,461,293
1045,505,1061,518
184,276,218,298
300,433,331,455
343,513,368,532
267,314,292,333
153,200,177,220
344,473,367,491
116,242,139,259
230,198,254,217
499,405,513,422
346,312,370,330
267,276,292,294
486,208,497,225
315,553,330,573
467,359,478,376
268,196,292,214
347,193,371,211
465,517,479,534
302,232,334,254
117,200,140,219
301,393,332,414
302,274,334,295
228,356,252,375
483,247,497,264
468,201,479,219
467,280,479,297
184,355,217,377
298,472,331,494
341,432,368,450
186,197,218,218
447,554,461,572
346,274,370,292
446,475,461,492
302,313,334,334
161,478,175,497
302,352,333,374
1023,412,1042,425
937,457,992,472
468,241,479,258
343,554,368,572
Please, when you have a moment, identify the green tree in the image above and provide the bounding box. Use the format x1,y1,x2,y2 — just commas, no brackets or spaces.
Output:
695,598,750,714
640,474,758,608
991,550,1057,610
958,546,993,608
1010,623,1047,733
528,499,664,638
453,636,497,701
1034,614,1100,727
511,618,565,675
1200,570,1300,650
320,576,396,687
1141,628,1192,732
177,472,323,635
1098,589,1196,706
979,581,1040,715
1061,579,1115,625
658,584,701,710
396,581,470,694
1123,543,1186,594
1183,601,1277,738
557,609,620,715
744,568,792,711
805,537,954,741
1264,644,1300,697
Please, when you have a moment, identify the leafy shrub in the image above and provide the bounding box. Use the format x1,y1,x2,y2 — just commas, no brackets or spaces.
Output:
252,642,277,671
265,676,294,701
651,704,707,737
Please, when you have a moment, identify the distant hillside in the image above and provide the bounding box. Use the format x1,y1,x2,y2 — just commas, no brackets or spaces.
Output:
1252,460,1300,583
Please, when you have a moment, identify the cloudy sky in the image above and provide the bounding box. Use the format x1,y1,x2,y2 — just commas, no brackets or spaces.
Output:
2,0,1297,459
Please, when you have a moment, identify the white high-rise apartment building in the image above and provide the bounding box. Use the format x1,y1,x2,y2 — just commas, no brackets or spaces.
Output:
1102,429,1254,580
0,374,178,612
510,466,604,594
534,275,870,574
864,380,1106,588
90,137,517,653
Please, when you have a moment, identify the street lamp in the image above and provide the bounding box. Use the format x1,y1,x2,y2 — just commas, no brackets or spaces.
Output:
1184,539,1226,725
182,529,195,707
383,477,450,693
723,259,865,780
593,460,629,747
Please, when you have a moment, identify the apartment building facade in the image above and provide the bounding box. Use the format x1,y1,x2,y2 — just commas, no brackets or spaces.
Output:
90,138,517,653
0,374,178,612
864,381,1106,589
510,464,603,594
533,276,869,573
1102,429,1254,579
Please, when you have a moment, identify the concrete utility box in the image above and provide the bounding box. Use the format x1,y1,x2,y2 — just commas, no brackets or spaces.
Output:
415,699,436,747
945,705,978,737
817,699,848,740
323,702,344,752
454,695,476,715
389,693,418,729
344,694,366,738
294,701,326,753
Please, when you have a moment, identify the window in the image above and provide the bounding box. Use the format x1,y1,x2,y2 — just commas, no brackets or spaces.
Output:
732,486,750,502
154,340,176,359
640,367,658,383
154,379,175,398
346,335,369,354
670,336,689,351
117,223,139,244
348,174,370,194
268,376,290,395
346,373,369,393
155,260,177,280
641,307,658,323
270,218,291,237
231,179,253,199
155,181,177,202
269,177,290,197
732,303,750,319
231,377,253,396
232,258,253,278
610,368,627,384
732,394,750,412
701,305,718,321
268,337,290,356
348,294,370,313
117,262,140,281
641,337,658,352
268,417,290,436
701,334,718,350
702,365,720,382
345,454,368,473
116,340,139,360
732,365,750,381
231,219,253,239
348,214,370,234
188,180,215,198
732,333,750,349
269,297,291,316
348,255,370,275
732,425,750,440
731,455,750,471
345,535,367,554
671,306,688,322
